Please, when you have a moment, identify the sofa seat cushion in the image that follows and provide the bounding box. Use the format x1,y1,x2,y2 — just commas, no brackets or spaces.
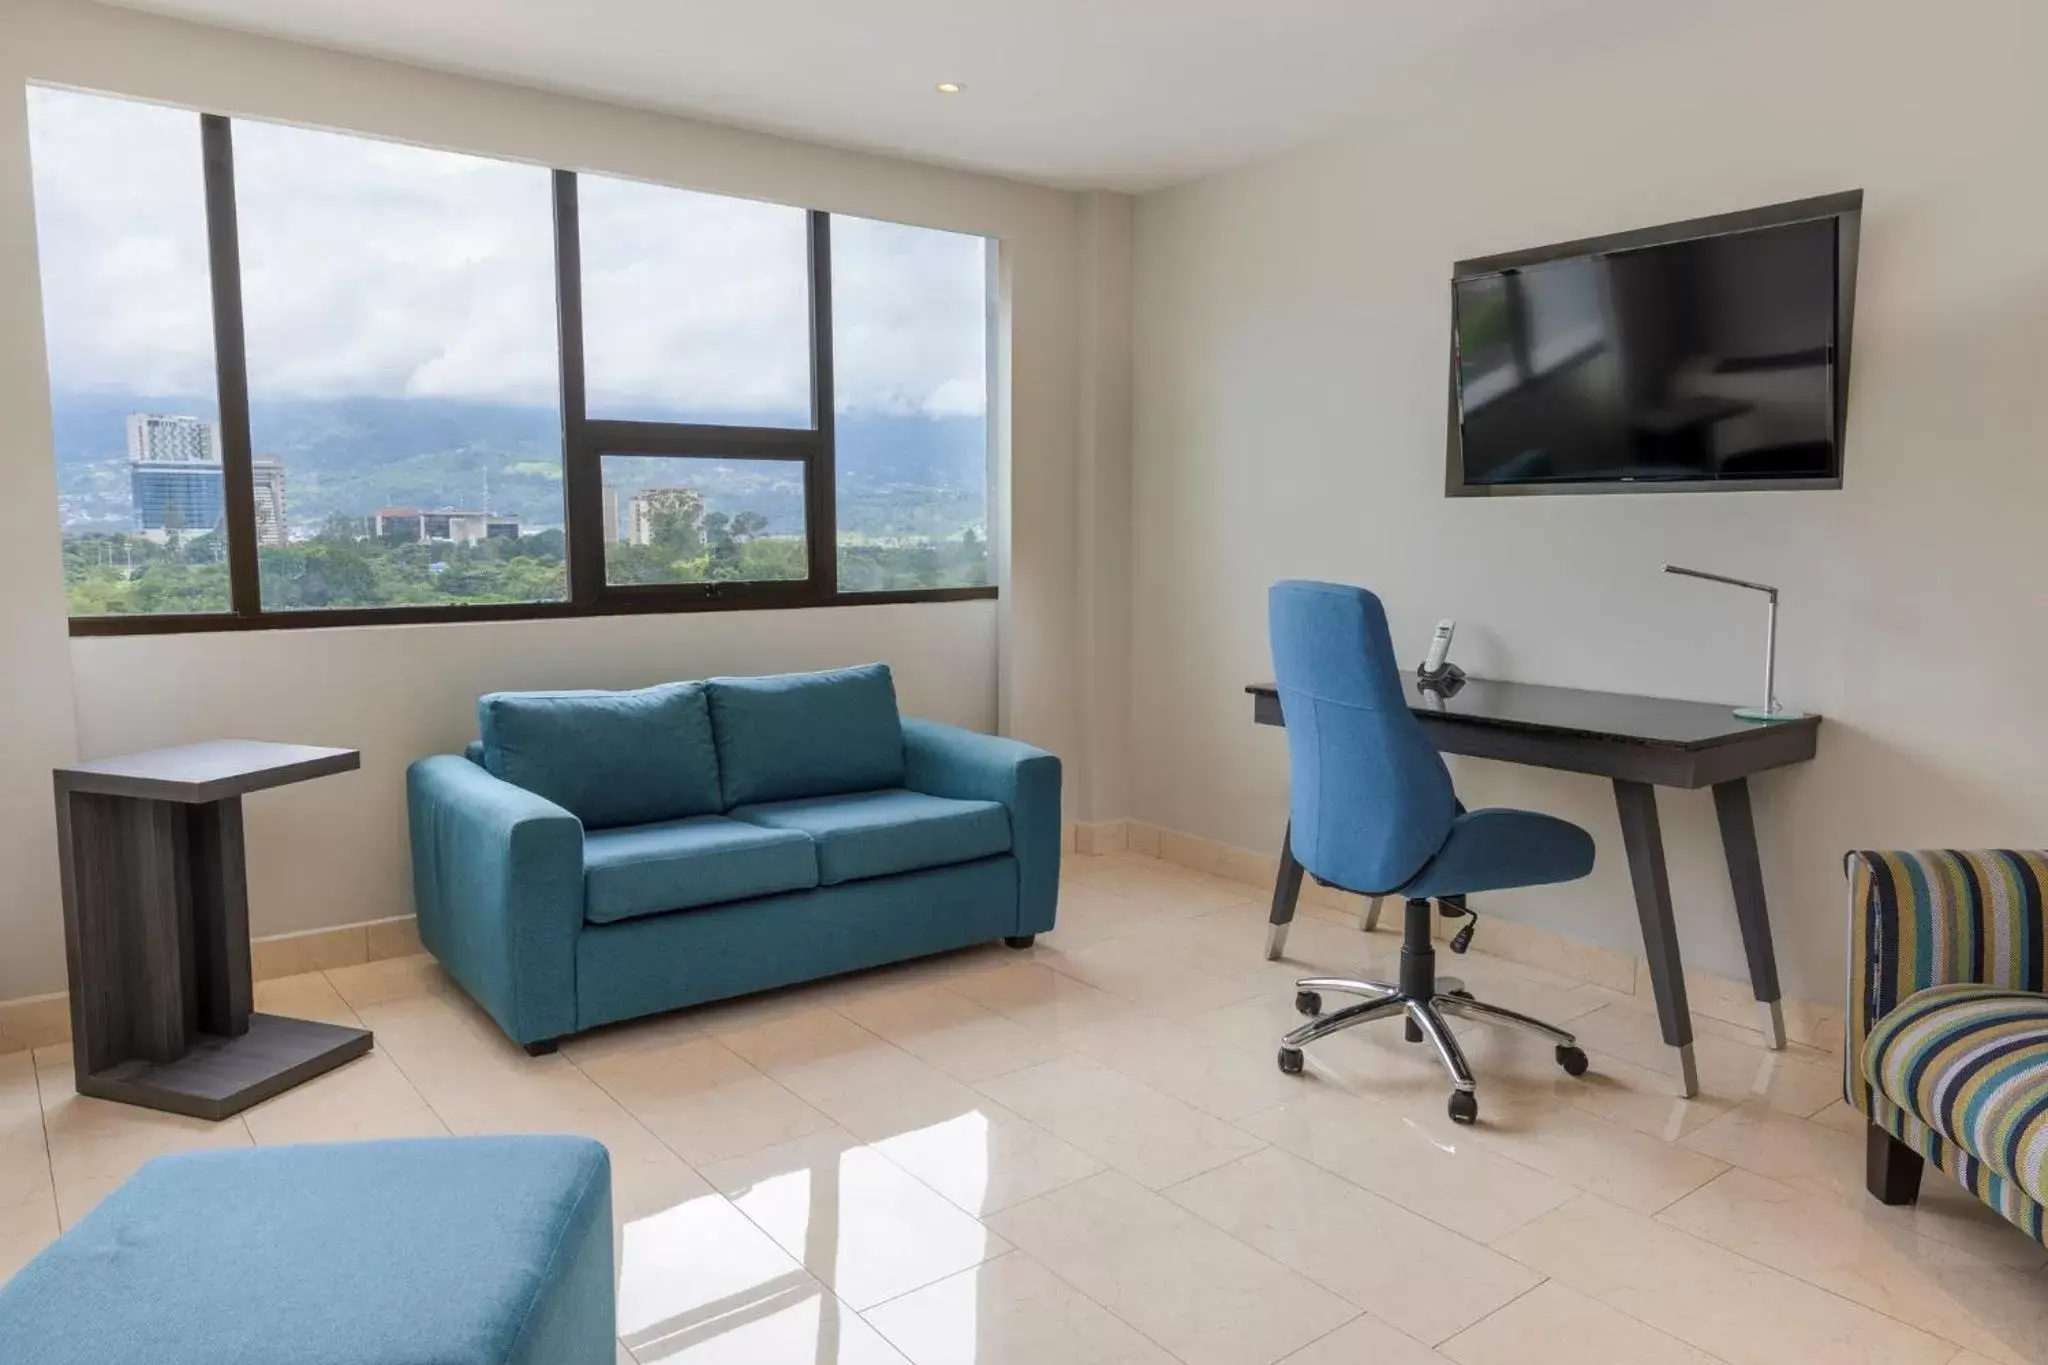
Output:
708,664,905,808
584,815,819,924
481,681,722,830
1865,982,2048,1206
0,1136,614,1365
731,788,1010,886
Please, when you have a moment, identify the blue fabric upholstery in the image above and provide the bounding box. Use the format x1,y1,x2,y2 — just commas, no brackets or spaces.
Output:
1269,581,1459,894
0,1137,613,1365
1398,808,1596,899
1268,581,1594,900
901,717,1062,935
410,755,584,1046
707,664,905,808
585,815,817,923
409,683,1061,1047
732,788,1010,885
464,738,485,764
577,857,1020,1031
480,681,722,830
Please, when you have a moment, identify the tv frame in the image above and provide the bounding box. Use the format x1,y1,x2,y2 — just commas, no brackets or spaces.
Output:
1444,190,1864,498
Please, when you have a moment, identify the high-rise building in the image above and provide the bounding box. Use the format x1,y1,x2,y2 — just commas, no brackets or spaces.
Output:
602,486,622,543
125,413,221,465
252,457,287,547
128,412,226,540
130,462,225,538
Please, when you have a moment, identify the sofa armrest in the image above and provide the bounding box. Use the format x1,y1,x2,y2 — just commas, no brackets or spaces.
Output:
408,755,585,1046
1844,849,2048,1110
901,717,1062,935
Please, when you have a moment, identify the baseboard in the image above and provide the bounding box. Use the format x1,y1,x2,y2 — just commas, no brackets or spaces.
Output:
1121,820,1843,1053
1072,819,1130,856
0,914,425,1056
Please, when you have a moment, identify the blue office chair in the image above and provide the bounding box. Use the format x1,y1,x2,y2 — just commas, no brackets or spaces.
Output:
1269,580,1597,1124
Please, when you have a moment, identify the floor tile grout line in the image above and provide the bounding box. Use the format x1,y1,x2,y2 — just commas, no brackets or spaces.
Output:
28,1054,64,1236
1502,1192,1979,1361
1427,1274,1550,1350
1644,1192,2005,1358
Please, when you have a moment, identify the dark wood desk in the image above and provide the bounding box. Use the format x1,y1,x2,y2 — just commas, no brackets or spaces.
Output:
1249,678,1821,1096
54,740,370,1120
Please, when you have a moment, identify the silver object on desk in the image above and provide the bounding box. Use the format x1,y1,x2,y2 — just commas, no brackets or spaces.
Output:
1662,564,1807,723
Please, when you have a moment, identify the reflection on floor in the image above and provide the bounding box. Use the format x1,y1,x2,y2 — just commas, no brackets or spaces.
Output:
7,850,2047,1364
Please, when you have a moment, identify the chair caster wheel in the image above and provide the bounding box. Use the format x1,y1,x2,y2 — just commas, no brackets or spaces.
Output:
1278,1047,1305,1075
1404,1017,1424,1044
1295,990,1322,1017
1556,1044,1590,1077
1448,1090,1478,1125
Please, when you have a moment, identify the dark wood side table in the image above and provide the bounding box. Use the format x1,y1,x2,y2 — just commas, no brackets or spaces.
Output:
54,740,370,1120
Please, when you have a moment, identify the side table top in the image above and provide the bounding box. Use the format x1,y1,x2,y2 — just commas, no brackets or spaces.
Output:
55,740,360,803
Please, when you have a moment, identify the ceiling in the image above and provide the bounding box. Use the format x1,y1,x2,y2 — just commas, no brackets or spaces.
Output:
100,0,1764,190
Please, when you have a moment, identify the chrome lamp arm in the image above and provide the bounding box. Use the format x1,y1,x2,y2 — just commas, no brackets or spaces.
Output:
1661,564,1800,722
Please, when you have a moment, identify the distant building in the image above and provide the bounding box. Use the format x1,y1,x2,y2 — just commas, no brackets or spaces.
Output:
603,486,622,543
374,508,423,542
252,458,287,548
627,488,703,547
126,413,220,466
375,507,518,546
129,413,225,540
131,461,224,539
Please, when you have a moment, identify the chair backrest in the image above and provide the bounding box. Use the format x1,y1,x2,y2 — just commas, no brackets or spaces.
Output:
1268,580,1457,895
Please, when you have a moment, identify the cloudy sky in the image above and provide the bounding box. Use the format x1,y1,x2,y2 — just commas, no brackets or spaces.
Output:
26,86,988,419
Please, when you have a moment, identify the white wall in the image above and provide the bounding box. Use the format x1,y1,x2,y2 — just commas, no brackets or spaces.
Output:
1131,0,2048,1001
0,0,1114,1000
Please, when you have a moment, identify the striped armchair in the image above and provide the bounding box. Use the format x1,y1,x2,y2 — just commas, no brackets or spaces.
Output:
1846,850,2048,1244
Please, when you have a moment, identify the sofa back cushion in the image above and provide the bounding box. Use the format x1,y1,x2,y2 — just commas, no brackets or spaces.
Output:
479,681,722,829
707,664,905,808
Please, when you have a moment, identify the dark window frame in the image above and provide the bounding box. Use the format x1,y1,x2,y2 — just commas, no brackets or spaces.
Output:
64,112,995,637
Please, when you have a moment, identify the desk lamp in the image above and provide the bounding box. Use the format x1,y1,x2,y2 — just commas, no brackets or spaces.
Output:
1662,565,1806,722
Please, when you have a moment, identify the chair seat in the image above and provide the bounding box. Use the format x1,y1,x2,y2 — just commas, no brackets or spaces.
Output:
1396,807,1596,899
0,1136,614,1365
585,815,818,924
1865,983,2048,1207
731,788,1011,885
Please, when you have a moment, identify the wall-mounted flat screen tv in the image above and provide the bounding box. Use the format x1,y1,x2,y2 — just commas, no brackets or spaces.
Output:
1446,191,1862,495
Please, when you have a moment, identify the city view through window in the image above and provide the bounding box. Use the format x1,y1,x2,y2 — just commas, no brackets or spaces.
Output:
29,88,992,619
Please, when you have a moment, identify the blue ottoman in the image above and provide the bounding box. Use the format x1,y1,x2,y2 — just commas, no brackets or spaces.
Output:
0,1135,614,1364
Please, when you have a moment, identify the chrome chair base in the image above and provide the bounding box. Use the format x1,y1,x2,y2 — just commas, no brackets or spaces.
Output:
1275,900,1590,1124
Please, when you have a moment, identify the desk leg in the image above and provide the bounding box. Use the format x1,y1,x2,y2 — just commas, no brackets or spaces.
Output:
1613,780,1699,1097
1713,778,1786,1050
1266,822,1305,961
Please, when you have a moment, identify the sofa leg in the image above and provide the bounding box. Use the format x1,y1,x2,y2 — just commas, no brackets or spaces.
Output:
1003,935,1036,950
523,1039,559,1057
1866,1122,1923,1205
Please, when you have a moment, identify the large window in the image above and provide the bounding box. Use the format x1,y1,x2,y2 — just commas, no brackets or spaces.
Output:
26,88,996,631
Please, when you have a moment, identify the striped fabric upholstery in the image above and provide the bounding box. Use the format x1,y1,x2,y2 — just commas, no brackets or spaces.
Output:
1845,849,2048,1247
1869,1091,2048,1243
1864,983,2048,1208
1844,850,2048,1112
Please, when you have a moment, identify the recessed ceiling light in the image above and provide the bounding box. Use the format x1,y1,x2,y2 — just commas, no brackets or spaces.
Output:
936,82,964,94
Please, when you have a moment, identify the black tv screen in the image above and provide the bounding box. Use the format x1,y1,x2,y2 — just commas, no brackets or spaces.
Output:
1447,193,1860,494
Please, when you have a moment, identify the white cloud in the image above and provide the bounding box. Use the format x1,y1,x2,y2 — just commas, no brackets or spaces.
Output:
27,87,988,418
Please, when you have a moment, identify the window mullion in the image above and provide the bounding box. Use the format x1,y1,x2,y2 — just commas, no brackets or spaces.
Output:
199,115,261,617
554,170,604,609
807,210,837,600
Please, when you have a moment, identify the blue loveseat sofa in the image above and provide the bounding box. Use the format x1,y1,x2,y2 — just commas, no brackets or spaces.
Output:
407,664,1060,1052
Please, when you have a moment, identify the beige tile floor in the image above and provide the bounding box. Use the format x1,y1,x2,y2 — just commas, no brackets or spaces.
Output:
9,850,2048,1364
